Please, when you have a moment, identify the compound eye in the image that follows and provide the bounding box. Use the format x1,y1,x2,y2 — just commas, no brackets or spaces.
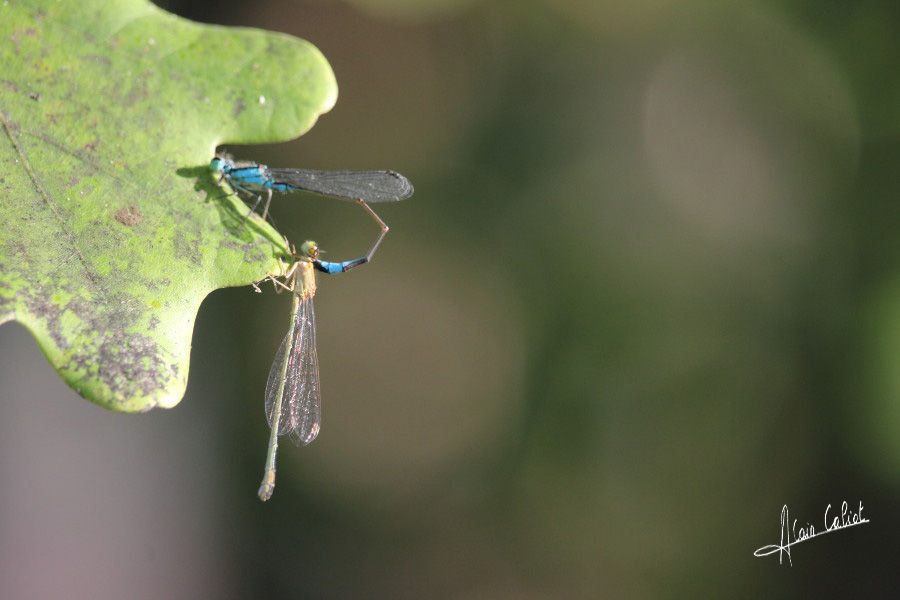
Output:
300,240,318,258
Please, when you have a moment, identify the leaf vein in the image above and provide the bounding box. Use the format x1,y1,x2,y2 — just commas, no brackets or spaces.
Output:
0,110,104,290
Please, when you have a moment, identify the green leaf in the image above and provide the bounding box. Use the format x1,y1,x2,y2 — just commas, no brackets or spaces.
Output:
0,0,337,411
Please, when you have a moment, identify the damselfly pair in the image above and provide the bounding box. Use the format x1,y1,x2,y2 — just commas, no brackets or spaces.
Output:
211,154,414,501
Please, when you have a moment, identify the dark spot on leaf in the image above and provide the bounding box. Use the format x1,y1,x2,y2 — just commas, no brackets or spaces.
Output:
123,79,150,106
221,238,269,264
141,277,171,293
66,329,173,406
24,293,69,349
54,294,176,407
6,240,27,257
114,205,141,226
99,333,170,398
84,54,111,67
173,228,202,264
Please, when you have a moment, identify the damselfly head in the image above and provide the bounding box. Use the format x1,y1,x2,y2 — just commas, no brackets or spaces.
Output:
210,153,235,173
299,240,319,260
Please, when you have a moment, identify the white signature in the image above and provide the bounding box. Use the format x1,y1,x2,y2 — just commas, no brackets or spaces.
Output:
753,501,870,565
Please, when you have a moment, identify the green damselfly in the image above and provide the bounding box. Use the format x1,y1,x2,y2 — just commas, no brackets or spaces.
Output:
258,203,401,501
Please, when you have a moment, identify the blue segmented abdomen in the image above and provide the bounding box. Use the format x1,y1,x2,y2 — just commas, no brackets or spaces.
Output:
315,260,347,274
314,257,367,274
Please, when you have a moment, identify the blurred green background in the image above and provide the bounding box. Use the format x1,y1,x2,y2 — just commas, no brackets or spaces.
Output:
2,0,899,597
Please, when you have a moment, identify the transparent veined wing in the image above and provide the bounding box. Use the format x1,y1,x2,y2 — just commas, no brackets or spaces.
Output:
267,168,414,202
265,295,322,446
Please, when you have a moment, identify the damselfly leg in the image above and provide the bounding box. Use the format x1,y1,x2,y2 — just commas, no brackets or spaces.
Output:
355,198,389,265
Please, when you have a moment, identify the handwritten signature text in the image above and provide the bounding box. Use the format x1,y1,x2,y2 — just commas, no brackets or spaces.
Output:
753,501,870,565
